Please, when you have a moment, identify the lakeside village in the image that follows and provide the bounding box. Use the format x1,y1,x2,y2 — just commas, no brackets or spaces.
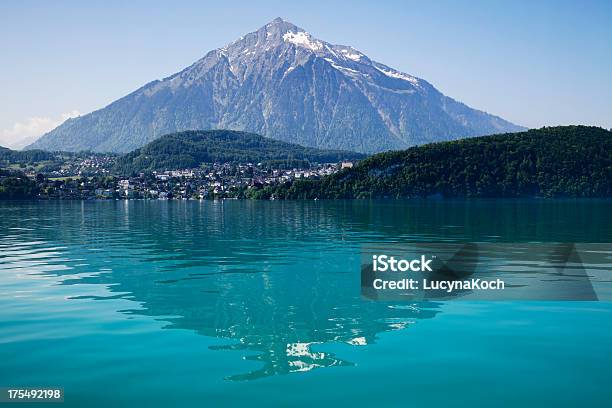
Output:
21,157,355,200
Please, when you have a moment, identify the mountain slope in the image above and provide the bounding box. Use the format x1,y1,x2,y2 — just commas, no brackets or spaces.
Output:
113,129,365,174
28,18,524,153
253,126,612,198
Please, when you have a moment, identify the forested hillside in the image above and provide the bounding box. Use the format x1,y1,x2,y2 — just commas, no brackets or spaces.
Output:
0,147,55,164
113,130,365,174
248,126,612,199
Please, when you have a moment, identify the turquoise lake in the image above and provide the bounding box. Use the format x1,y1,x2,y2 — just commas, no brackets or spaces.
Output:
0,200,611,407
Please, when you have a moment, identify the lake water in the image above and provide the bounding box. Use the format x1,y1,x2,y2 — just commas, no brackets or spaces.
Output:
1,200,611,407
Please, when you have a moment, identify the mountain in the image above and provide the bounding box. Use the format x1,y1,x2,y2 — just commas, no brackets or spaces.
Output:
0,134,40,151
28,18,524,153
248,126,612,199
113,129,365,174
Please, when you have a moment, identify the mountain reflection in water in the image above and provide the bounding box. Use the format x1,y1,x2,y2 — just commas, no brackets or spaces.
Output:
1,199,610,380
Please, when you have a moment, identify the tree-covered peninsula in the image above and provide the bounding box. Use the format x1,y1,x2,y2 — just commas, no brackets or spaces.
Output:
249,126,612,199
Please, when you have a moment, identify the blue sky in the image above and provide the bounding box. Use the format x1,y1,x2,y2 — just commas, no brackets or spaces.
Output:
1,0,611,147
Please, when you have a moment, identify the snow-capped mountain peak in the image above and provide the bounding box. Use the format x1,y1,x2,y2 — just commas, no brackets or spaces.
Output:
27,18,524,153
216,18,422,91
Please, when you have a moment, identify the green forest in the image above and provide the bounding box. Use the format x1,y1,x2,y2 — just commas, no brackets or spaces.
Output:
0,146,55,164
247,126,612,199
113,130,365,174
0,169,38,199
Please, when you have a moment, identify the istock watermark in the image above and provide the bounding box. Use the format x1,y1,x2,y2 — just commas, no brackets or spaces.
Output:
361,243,612,301
372,254,434,272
